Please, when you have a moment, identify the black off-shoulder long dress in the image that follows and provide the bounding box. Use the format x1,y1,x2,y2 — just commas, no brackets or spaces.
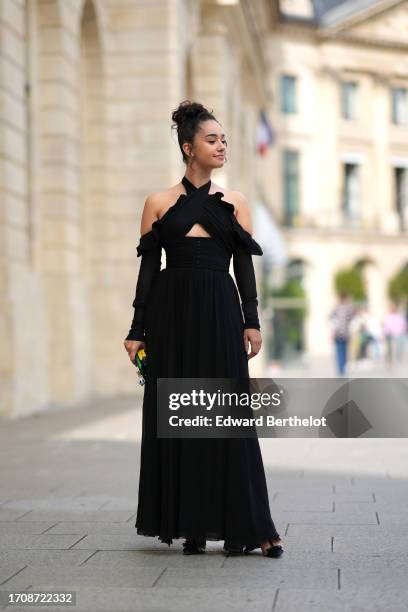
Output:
126,175,280,549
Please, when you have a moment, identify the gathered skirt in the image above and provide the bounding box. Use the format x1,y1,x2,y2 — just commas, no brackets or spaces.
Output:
136,261,280,547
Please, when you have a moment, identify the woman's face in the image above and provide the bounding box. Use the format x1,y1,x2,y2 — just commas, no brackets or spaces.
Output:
185,119,227,168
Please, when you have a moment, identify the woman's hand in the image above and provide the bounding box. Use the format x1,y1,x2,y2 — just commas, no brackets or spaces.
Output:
123,339,145,365
243,328,262,359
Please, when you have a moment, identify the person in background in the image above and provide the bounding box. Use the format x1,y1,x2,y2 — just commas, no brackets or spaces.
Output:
329,292,356,376
354,304,383,368
383,302,407,369
348,305,365,368
362,307,383,362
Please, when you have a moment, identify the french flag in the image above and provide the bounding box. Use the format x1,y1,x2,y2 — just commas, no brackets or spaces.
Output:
255,110,275,157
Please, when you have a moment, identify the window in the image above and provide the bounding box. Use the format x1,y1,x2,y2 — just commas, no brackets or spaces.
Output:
340,81,357,120
394,167,408,231
280,74,297,114
283,149,300,226
391,87,408,125
342,163,360,224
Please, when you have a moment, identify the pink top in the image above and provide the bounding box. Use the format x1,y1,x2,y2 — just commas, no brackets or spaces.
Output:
383,312,407,337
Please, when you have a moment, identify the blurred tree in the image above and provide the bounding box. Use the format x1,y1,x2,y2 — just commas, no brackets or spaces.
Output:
270,278,307,357
334,266,366,302
388,263,408,304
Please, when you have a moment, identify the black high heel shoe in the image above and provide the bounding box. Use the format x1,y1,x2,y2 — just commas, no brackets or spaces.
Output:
244,538,284,558
222,542,245,556
182,538,206,555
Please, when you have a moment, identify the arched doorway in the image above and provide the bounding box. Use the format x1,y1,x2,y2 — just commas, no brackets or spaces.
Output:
266,258,308,363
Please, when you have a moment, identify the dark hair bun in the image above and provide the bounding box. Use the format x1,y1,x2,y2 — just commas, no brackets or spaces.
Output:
171,99,217,165
171,100,211,129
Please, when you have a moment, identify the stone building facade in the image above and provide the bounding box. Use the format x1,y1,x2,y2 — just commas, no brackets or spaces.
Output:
0,0,275,418
265,0,408,359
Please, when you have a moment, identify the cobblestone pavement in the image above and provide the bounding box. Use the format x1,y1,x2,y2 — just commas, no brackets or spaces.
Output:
1,377,408,611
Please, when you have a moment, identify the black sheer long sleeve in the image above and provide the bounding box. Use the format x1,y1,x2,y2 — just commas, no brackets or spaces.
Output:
125,242,162,341
233,245,261,331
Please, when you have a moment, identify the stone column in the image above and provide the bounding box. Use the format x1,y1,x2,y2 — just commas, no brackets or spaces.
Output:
105,0,187,388
0,0,37,417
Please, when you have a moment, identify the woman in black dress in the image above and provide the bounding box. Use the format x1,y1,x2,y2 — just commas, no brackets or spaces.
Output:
123,100,283,558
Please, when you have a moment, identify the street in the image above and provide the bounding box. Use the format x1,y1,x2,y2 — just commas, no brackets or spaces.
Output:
1,380,408,611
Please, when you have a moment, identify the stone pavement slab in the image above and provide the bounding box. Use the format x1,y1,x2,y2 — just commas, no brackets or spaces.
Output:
0,549,93,566
0,563,27,586
82,549,226,568
153,566,338,590
2,565,165,589
0,533,85,550
43,521,141,535
272,508,378,524
273,587,408,612
0,510,136,522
